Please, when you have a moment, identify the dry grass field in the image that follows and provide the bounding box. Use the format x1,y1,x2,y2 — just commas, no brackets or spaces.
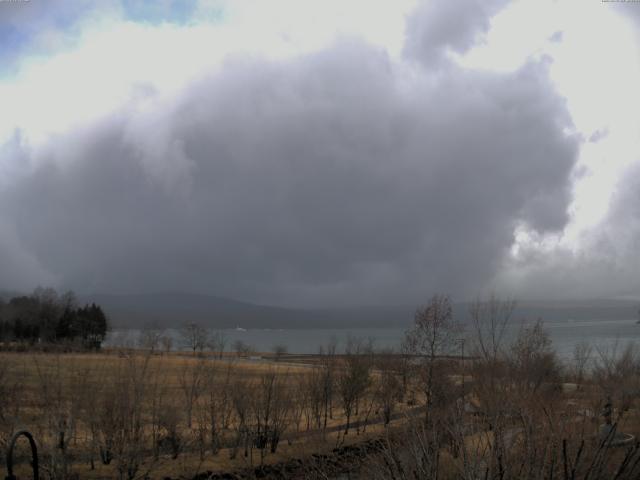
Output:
0,348,417,479
4,345,640,480
5,346,640,480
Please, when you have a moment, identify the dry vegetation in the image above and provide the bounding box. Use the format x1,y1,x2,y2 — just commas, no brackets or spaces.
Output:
3,295,640,480
0,343,414,479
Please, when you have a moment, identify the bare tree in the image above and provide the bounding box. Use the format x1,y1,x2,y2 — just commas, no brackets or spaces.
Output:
137,322,165,352
337,338,371,435
396,341,413,403
180,322,209,354
157,408,183,459
404,294,459,426
509,319,561,396
593,341,640,417
467,295,517,429
318,337,338,428
92,354,153,480
32,355,81,479
233,339,255,357
160,334,173,353
209,330,227,359
290,376,310,433
230,379,252,460
147,359,170,461
272,344,288,361
178,357,206,428
199,359,235,456
0,357,23,457
249,369,292,461
303,368,325,430
572,340,593,384
374,350,403,426
469,294,516,362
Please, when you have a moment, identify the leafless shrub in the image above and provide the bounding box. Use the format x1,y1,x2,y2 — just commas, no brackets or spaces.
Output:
160,335,173,353
302,367,325,431
230,379,252,460
197,359,235,457
147,359,170,462
337,338,372,435
178,357,206,428
373,352,403,426
249,369,292,461
208,330,227,359
593,341,640,417
572,340,593,384
0,358,23,462
233,339,255,357
272,344,288,360
318,338,338,428
509,319,562,397
32,355,84,479
91,355,154,480
289,377,310,433
157,408,183,459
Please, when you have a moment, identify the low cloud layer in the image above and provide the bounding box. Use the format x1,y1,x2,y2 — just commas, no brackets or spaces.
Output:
0,0,581,307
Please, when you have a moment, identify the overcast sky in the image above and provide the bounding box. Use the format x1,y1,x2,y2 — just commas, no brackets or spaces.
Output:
1,0,639,307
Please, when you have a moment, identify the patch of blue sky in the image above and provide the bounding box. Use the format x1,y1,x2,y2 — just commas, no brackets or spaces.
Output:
0,25,31,78
0,0,226,80
120,0,200,26
0,1,93,79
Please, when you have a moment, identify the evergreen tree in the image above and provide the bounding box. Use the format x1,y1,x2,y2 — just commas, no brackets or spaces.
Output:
0,289,109,349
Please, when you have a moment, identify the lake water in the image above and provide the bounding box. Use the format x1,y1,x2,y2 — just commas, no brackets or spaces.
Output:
105,318,640,360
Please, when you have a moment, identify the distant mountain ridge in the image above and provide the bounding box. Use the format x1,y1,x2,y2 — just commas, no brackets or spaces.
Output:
78,292,416,329
3,290,640,329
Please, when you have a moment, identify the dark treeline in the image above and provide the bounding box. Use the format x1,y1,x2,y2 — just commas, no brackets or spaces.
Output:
0,287,108,348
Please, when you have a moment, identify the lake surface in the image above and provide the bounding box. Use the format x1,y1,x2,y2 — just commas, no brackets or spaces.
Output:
105,318,640,360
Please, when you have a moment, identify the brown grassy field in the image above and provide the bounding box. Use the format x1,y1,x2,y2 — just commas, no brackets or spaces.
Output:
0,349,416,479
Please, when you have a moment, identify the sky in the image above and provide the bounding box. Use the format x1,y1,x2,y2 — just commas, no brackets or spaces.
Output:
0,0,639,308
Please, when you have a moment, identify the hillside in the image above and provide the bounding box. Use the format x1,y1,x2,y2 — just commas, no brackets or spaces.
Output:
79,293,415,329
3,290,639,329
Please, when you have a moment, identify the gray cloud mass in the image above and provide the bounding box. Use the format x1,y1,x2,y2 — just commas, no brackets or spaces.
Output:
0,1,579,307
507,160,640,301
404,0,510,65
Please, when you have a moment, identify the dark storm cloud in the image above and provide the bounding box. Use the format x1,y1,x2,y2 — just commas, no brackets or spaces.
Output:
0,1,579,306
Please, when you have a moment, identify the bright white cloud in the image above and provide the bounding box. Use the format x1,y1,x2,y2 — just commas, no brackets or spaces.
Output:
458,0,640,296
0,0,419,153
